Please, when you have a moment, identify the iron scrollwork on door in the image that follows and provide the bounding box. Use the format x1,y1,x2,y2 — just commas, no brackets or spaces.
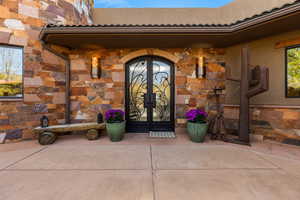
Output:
128,60,147,121
152,61,171,121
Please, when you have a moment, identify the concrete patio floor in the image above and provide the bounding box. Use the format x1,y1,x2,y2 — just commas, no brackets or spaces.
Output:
1,133,300,200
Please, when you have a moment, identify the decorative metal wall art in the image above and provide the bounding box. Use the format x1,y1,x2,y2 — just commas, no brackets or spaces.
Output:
226,47,269,146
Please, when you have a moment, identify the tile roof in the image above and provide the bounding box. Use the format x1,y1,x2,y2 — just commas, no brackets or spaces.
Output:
229,0,300,25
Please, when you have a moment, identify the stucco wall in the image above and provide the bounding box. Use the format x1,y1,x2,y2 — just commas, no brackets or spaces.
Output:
225,29,300,106
220,0,295,24
0,0,93,142
92,0,295,25
92,8,219,25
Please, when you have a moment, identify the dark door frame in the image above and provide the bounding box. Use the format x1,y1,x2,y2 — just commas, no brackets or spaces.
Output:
125,56,175,133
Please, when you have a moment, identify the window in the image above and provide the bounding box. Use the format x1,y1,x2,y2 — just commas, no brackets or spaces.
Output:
286,46,300,98
0,45,23,98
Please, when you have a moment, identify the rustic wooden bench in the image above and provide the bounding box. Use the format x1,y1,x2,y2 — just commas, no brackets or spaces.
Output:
33,122,106,145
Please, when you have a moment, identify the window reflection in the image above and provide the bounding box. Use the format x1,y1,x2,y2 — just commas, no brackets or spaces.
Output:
0,45,23,98
287,47,300,97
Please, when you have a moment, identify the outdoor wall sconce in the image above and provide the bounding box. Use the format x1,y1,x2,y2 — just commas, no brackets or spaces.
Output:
196,56,206,79
91,56,101,79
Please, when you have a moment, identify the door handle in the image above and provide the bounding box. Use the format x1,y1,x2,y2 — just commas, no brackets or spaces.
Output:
144,93,156,108
152,93,156,108
143,93,148,107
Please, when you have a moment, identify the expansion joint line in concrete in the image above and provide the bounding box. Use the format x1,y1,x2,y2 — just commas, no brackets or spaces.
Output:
1,147,48,171
150,145,157,200
252,152,283,170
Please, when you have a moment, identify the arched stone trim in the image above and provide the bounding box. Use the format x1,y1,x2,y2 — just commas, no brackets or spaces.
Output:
120,49,180,64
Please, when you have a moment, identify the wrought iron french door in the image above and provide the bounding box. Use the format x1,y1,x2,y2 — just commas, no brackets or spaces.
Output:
125,56,175,132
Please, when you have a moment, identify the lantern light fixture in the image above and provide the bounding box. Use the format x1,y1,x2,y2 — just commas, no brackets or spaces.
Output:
91,56,101,79
196,56,206,79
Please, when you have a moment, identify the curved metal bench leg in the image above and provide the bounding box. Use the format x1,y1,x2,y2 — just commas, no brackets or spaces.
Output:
86,129,100,140
39,132,57,145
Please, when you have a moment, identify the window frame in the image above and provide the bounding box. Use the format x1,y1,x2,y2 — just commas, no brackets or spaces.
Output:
0,44,24,100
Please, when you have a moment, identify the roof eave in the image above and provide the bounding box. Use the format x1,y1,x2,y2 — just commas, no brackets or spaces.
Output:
40,1,300,48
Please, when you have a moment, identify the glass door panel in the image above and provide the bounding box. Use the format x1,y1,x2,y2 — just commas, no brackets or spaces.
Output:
152,60,171,122
128,59,148,122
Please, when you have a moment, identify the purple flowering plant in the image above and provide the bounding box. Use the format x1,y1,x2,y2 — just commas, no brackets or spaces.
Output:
105,109,125,123
185,109,208,124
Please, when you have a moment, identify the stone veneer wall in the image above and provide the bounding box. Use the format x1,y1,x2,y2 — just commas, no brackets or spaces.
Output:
224,106,300,143
69,48,226,126
0,0,93,142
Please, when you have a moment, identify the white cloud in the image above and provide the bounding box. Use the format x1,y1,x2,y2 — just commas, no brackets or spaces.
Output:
95,0,130,7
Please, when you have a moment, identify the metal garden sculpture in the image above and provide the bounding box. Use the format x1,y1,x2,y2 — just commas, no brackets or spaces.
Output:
211,47,269,145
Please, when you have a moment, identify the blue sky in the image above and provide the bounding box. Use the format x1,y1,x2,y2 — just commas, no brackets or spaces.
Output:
94,0,234,8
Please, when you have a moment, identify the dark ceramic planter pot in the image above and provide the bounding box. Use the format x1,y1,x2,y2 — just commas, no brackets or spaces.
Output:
106,121,126,142
187,122,208,143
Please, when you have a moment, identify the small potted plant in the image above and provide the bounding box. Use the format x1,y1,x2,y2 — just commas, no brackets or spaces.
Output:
105,109,125,142
186,109,208,143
